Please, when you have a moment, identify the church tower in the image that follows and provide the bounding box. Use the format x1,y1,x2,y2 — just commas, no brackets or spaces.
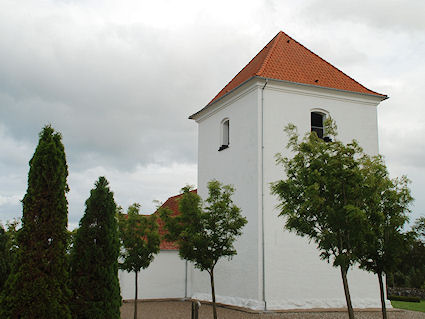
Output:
189,31,388,310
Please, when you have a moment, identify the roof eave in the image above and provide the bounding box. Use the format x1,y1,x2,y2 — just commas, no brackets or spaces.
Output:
255,76,389,101
189,76,258,120
189,76,388,121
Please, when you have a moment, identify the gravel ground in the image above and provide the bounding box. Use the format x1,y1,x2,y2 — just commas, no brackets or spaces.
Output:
121,300,425,319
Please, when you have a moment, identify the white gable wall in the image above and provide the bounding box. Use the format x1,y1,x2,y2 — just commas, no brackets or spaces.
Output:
119,250,186,300
192,83,263,308
261,80,387,309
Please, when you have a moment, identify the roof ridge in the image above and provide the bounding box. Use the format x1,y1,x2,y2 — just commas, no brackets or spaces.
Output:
166,189,197,200
191,30,387,118
256,31,283,76
282,31,386,97
153,189,197,214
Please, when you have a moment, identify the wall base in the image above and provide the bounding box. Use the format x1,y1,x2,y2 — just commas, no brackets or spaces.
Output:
192,293,392,311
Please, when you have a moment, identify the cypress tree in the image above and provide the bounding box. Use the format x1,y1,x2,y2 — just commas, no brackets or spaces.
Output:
0,125,71,318
70,176,121,319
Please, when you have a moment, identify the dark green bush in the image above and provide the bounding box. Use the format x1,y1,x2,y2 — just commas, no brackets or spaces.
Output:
388,295,421,302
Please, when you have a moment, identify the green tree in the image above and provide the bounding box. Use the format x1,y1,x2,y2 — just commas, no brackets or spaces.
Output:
0,219,20,292
0,224,10,292
355,155,412,319
118,203,160,319
161,181,247,319
271,121,369,319
70,177,121,319
0,126,71,319
390,218,425,289
412,216,425,242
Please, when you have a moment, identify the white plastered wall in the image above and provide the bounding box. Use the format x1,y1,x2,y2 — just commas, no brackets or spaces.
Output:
192,84,262,308
119,250,186,300
261,81,388,309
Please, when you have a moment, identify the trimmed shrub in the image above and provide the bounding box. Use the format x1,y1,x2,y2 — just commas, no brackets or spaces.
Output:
388,295,421,302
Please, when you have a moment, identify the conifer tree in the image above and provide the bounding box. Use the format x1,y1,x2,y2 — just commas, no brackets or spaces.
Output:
70,176,121,319
0,126,71,318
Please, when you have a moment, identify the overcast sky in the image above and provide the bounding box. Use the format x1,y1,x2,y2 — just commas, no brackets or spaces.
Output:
0,0,424,230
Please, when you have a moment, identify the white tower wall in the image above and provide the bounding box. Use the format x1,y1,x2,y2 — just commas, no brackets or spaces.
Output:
191,78,388,310
192,84,263,308
261,81,386,309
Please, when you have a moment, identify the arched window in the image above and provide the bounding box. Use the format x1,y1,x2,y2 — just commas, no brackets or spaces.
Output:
311,111,325,139
219,119,229,151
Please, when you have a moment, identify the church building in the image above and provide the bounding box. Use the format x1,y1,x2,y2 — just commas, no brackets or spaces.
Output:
119,31,389,310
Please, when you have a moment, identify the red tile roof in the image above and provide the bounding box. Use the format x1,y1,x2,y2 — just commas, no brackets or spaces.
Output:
153,190,197,250
194,31,386,115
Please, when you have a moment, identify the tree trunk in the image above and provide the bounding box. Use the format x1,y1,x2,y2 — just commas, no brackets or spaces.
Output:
134,270,138,319
210,269,217,319
340,266,355,319
378,271,387,319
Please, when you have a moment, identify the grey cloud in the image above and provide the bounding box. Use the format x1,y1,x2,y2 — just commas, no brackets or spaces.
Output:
303,0,425,32
1,0,424,225
0,8,260,171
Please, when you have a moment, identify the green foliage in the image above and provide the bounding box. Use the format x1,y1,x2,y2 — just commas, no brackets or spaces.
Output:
355,155,412,276
0,220,20,292
70,177,121,319
118,203,160,273
271,120,416,319
390,226,425,289
161,180,247,319
0,219,19,292
118,203,160,319
0,126,71,319
412,216,425,242
272,120,367,270
161,181,247,273
67,227,78,255
351,155,413,319
0,225,9,292
388,295,421,302
271,119,376,319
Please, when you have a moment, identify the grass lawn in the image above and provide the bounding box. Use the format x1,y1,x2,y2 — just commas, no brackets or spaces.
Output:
391,300,425,313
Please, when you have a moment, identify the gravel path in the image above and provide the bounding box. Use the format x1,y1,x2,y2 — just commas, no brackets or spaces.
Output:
121,300,425,319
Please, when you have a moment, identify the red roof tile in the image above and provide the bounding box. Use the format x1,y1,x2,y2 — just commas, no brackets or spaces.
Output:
153,190,197,250
198,31,387,112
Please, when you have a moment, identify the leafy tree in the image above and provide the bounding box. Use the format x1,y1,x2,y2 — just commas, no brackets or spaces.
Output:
0,126,71,319
118,203,160,319
412,216,425,242
161,181,247,319
390,218,425,289
355,155,412,319
70,177,121,319
0,219,20,292
0,225,10,292
271,121,369,319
